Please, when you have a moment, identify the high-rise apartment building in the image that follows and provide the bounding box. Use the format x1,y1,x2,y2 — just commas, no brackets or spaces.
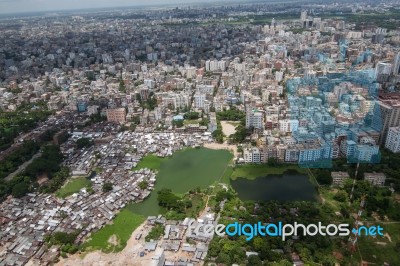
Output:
385,126,400,153
300,11,307,21
393,52,400,76
246,109,264,129
372,93,400,145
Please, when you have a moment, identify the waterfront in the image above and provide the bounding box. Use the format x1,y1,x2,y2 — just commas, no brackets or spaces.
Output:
128,148,233,216
231,171,318,202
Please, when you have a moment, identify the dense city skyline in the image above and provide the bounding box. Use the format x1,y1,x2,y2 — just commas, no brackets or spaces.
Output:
0,0,243,14
0,0,400,265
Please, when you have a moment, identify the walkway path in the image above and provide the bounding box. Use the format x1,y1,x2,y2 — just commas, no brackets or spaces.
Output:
5,151,42,181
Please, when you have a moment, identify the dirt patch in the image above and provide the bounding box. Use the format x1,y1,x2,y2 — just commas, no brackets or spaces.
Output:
393,193,400,202
108,234,119,247
385,233,392,242
37,174,49,185
220,121,237,136
55,223,150,266
332,251,343,260
203,142,238,158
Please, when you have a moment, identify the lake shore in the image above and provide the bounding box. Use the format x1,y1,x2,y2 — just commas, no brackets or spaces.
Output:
55,222,150,266
55,147,233,264
203,142,238,158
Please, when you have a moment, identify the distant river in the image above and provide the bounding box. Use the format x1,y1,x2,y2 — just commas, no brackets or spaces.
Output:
231,172,318,202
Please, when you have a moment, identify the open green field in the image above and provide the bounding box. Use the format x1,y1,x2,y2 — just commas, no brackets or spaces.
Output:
82,209,145,253
128,148,233,216
183,119,201,125
185,193,206,218
135,154,166,171
162,192,207,220
56,177,91,198
318,187,344,213
355,223,400,265
231,164,307,180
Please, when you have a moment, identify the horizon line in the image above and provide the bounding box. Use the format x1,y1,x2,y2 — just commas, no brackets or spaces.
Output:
0,0,268,16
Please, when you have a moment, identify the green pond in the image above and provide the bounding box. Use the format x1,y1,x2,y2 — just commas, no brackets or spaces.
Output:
127,148,233,216
231,171,318,202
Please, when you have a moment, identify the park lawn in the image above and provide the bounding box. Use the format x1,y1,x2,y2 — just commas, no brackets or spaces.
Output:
135,154,167,171
94,167,103,173
183,119,201,125
82,209,145,253
185,194,205,218
208,196,217,208
356,223,400,265
207,183,230,208
231,164,307,180
56,177,91,198
319,187,345,213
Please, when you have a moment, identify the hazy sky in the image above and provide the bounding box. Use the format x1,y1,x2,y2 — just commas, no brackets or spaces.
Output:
0,0,221,14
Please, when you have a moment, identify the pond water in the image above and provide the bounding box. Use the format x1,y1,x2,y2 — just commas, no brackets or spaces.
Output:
127,148,233,216
87,170,97,179
231,171,318,202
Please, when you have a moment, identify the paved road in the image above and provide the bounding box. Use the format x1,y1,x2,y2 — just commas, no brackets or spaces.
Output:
5,151,42,181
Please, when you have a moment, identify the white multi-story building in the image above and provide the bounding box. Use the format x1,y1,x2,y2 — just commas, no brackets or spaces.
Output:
355,144,379,162
298,144,322,163
208,112,217,133
275,71,284,82
341,140,379,163
364,172,386,187
279,119,299,133
218,61,227,71
234,62,246,73
375,62,392,78
158,92,190,110
246,110,264,129
144,79,155,89
186,67,197,79
347,31,363,39
385,126,400,153
285,147,299,162
193,92,206,109
197,85,214,94
300,10,307,21
243,147,267,163
340,140,356,158
244,147,261,163
210,60,218,71
331,172,350,186
205,60,227,72
87,105,99,116
392,52,400,75
361,100,375,113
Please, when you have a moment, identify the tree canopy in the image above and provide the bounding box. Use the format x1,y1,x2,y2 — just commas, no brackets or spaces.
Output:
76,137,93,149
217,107,245,121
